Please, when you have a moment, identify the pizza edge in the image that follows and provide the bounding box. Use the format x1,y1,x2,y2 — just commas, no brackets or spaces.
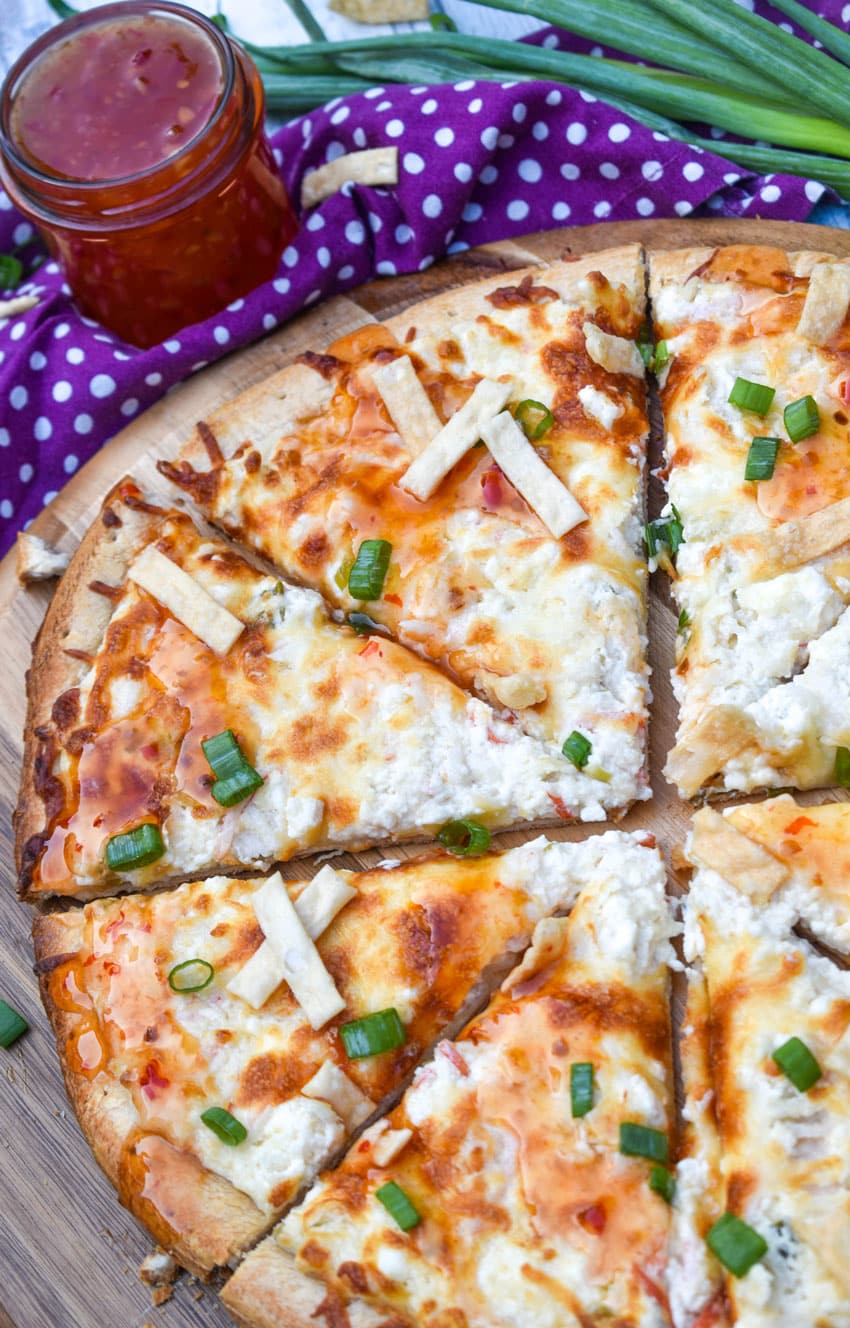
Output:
32,907,271,1278
221,1236,386,1328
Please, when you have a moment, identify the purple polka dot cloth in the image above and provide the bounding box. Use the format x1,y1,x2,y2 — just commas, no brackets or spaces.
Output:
0,3,841,556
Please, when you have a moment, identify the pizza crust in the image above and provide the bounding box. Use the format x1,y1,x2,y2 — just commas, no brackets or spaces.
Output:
33,910,270,1278
222,1239,395,1328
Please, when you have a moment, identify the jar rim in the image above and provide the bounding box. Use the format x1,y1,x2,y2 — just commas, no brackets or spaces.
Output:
0,0,236,194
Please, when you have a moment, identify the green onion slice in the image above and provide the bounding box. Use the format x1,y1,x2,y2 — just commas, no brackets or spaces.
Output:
836,747,850,787
649,1165,676,1205
570,1062,594,1117
168,959,215,994
653,340,670,370
728,377,775,415
784,394,820,443
772,1035,822,1092
376,1180,421,1231
106,823,165,872
201,1106,247,1146
644,505,684,561
348,611,388,636
436,819,492,856
0,999,28,1049
515,399,555,441
429,11,457,30
636,323,654,369
745,437,781,482
202,730,264,807
348,539,392,601
340,1008,406,1059
0,254,23,289
619,1122,669,1163
562,730,592,769
706,1213,768,1278
677,608,691,634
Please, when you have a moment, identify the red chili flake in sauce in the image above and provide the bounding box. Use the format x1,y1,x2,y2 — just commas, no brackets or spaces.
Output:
577,1204,606,1234
547,793,573,820
784,816,816,835
139,1059,170,1100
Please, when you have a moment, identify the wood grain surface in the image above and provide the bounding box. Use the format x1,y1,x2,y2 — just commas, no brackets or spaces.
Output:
2,217,849,1328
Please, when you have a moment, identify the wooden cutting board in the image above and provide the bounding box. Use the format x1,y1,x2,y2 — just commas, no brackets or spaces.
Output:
2,216,849,1328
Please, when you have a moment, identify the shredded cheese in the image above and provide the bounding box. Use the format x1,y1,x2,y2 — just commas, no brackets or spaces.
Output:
128,546,244,654
480,411,587,539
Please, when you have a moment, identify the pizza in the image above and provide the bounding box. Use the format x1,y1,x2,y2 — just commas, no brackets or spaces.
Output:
672,808,850,1328
17,478,636,903
221,838,676,1328
650,244,850,799
34,834,646,1276
159,245,652,819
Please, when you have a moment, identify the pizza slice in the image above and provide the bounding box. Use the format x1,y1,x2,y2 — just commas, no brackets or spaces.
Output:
16,480,632,904
650,244,850,798
221,830,677,1328
34,831,657,1277
159,245,651,818
670,814,850,1327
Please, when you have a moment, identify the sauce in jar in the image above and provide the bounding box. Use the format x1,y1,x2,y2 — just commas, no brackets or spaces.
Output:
0,2,298,347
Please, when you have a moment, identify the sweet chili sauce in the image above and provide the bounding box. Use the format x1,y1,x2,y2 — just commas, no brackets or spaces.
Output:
0,2,297,347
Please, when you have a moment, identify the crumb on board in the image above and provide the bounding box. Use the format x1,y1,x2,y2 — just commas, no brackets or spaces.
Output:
16,532,71,584
139,1247,179,1287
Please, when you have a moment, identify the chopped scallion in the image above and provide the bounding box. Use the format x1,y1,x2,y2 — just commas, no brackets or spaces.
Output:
202,730,264,807
636,324,655,369
168,959,215,994
106,823,165,872
619,1122,669,1163
348,611,387,636
784,394,820,442
744,436,780,482
706,1213,767,1278
430,12,457,30
677,607,691,633
562,730,592,769
436,819,492,856
728,377,775,415
515,399,555,441
376,1180,421,1230
570,1062,594,1117
348,539,392,601
653,340,670,370
772,1035,822,1092
836,746,850,787
644,506,684,561
0,999,28,1049
201,1106,247,1146
649,1165,676,1204
340,1008,406,1059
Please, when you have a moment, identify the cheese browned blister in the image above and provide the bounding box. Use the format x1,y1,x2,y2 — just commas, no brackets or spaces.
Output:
34,833,658,1275
672,811,850,1328
223,835,677,1328
160,247,652,820
651,245,850,798
20,484,646,903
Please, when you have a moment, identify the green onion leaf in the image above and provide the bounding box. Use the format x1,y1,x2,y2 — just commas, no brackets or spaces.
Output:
677,608,691,633
0,254,23,289
653,340,670,370
744,437,781,482
784,395,820,443
335,557,353,591
106,823,165,872
340,1008,406,1059
0,999,28,1049
570,1062,594,1117
836,747,850,787
376,1180,421,1231
645,506,684,562
706,1213,768,1278
619,1122,669,1163
728,377,775,415
649,1165,676,1204
202,730,264,807
348,611,388,636
168,959,215,994
772,1035,822,1092
437,818,492,856
562,730,592,769
348,539,392,601
514,399,555,441
430,11,457,30
201,1106,247,1146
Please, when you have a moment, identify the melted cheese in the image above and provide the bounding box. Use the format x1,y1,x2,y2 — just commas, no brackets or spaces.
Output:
583,321,644,376
274,840,675,1327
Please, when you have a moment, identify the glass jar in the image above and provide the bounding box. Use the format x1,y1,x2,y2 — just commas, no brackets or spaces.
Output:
0,1,297,347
